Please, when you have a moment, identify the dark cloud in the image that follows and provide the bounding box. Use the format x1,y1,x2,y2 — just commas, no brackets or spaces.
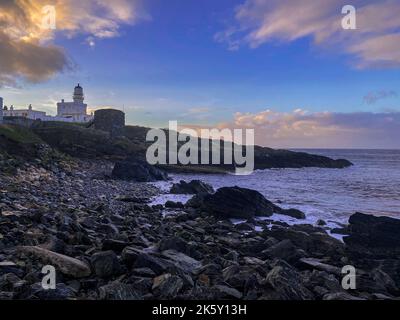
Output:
0,31,69,87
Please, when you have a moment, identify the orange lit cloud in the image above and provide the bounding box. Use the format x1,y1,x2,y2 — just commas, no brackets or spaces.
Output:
0,0,148,86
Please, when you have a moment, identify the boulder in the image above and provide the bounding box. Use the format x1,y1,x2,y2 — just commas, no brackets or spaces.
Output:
188,186,280,219
298,258,341,276
90,251,122,278
261,240,306,264
344,212,400,257
18,246,91,278
122,247,170,275
158,236,190,254
28,282,76,300
323,292,365,300
212,284,242,299
170,180,214,195
161,250,202,274
102,239,129,253
265,260,313,300
280,208,306,220
152,273,184,299
98,281,142,300
112,159,168,182
165,201,184,209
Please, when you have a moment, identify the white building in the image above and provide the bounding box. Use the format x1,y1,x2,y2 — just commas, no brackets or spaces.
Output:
3,104,48,120
1,84,93,123
56,84,93,122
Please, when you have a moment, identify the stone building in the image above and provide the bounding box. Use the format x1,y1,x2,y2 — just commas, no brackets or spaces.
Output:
94,109,125,136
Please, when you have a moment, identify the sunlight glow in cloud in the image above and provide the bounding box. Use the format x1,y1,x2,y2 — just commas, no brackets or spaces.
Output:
0,0,148,87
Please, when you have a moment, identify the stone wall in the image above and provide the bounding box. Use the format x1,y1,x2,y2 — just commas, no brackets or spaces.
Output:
93,109,125,137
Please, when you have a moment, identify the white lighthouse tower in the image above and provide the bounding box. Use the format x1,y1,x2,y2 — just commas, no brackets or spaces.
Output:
56,84,92,122
73,84,84,103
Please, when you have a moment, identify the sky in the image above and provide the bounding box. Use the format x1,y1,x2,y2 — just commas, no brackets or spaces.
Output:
0,0,399,148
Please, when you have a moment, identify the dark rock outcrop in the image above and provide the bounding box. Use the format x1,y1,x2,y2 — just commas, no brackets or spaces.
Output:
112,159,168,182
187,186,280,219
344,212,400,257
170,180,214,195
186,186,306,220
90,251,122,278
280,208,306,220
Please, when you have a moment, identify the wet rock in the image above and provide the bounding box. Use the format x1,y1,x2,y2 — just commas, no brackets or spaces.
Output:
303,270,343,297
122,247,170,275
18,246,91,278
262,240,306,264
0,261,23,277
102,239,129,253
98,281,142,300
165,201,184,209
323,292,365,300
222,265,245,288
90,251,122,278
152,273,184,299
235,223,255,231
132,267,156,277
265,260,313,300
331,227,350,235
112,159,168,182
28,283,76,300
115,195,150,203
158,236,188,254
266,225,345,259
161,250,202,274
344,212,400,257
170,180,214,195
298,258,341,276
357,268,399,295
189,186,280,219
280,208,306,220
213,284,242,299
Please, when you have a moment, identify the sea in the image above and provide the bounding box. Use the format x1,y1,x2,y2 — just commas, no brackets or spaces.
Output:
151,149,400,235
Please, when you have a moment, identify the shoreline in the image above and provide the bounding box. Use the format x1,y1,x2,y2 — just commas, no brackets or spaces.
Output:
1,159,399,300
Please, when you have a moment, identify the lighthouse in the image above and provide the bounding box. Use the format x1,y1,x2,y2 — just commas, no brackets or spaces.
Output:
56,84,91,122
73,84,84,103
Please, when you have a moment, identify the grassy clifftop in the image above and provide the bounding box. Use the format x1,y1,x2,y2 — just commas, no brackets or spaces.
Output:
0,122,352,173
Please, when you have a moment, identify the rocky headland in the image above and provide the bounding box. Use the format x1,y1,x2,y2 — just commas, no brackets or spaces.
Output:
1,123,397,301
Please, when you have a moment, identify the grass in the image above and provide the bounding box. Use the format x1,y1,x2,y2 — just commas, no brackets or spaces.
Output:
0,124,43,144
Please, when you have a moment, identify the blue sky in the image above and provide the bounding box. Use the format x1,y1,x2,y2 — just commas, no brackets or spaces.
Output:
1,0,400,147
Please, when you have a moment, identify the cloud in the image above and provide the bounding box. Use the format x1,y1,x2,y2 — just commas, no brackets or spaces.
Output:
186,109,400,149
363,90,397,104
216,0,400,69
0,0,148,87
